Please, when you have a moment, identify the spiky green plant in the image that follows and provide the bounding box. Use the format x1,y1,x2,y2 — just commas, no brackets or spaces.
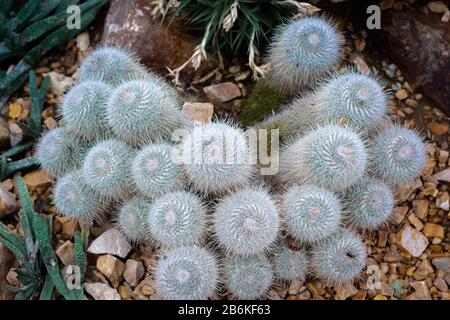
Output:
0,177,87,300
0,0,109,107
166,0,312,81
1,71,47,180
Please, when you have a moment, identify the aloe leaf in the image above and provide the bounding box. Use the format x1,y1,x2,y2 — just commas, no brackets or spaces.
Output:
39,275,54,300
16,176,36,254
0,222,27,258
0,237,26,263
7,0,40,33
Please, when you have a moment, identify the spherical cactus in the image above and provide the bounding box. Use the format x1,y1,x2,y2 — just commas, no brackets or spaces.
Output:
106,78,182,145
148,191,207,248
279,124,367,192
116,197,151,243
154,246,219,300
224,254,273,300
345,177,395,230
82,139,133,200
315,71,388,128
53,170,108,223
281,184,342,243
79,47,147,87
131,144,183,200
181,121,255,194
213,187,279,256
37,128,84,177
311,230,366,284
61,80,112,139
272,242,309,282
369,125,426,185
267,15,343,97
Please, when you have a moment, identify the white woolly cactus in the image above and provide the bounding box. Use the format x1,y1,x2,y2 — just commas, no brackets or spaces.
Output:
279,124,367,192
82,139,134,200
61,80,112,139
148,191,207,248
311,230,366,284
345,177,395,230
54,170,108,223
106,77,182,146
224,254,273,300
154,246,219,300
181,121,255,194
37,127,84,177
369,125,426,186
262,71,388,140
272,241,309,282
131,143,182,200
116,197,151,243
79,47,147,87
213,187,279,256
281,184,342,243
267,15,343,97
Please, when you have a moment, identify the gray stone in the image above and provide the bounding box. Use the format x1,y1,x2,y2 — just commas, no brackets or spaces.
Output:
88,228,132,258
85,282,121,300
123,259,145,287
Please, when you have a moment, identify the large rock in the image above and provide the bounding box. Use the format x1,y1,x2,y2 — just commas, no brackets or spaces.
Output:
0,244,16,300
371,10,450,115
102,0,209,81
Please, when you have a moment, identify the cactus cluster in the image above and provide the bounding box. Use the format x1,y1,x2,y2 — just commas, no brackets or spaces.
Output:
37,13,427,300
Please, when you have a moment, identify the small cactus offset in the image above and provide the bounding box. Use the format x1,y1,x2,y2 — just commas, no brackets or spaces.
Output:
311,230,366,284
116,197,151,244
266,15,343,97
131,143,183,200
106,77,182,146
213,186,279,256
281,184,342,243
369,125,426,186
82,139,134,201
147,191,207,248
279,124,367,192
224,254,274,300
261,71,388,140
154,246,219,300
79,47,147,87
36,127,84,177
272,241,309,282
53,170,108,223
344,177,395,230
181,121,255,194
61,80,112,139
